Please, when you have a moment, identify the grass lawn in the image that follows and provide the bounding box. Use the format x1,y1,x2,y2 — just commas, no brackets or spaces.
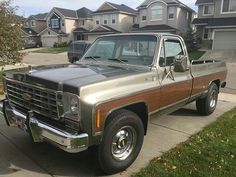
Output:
189,51,206,60
135,108,236,177
32,47,68,54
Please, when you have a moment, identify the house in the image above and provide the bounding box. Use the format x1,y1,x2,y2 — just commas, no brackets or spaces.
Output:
132,0,196,35
22,13,48,45
84,2,137,41
40,7,94,47
39,7,78,47
73,7,93,41
192,0,236,50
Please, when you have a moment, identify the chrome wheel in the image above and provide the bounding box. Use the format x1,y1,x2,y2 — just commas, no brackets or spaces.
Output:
111,126,137,161
210,90,217,108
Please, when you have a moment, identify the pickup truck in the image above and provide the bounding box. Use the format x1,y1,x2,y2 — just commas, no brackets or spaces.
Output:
0,33,227,174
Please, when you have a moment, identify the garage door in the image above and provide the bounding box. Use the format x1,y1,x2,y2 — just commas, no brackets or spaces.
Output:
213,31,236,50
41,36,58,47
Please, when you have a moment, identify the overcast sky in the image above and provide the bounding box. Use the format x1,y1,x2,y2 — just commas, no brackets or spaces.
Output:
9,0,197,17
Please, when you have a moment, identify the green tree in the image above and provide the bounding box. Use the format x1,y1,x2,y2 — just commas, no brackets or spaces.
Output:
183,28,200,52
0,0,23,65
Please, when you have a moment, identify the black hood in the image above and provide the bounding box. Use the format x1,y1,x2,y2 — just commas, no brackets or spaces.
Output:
4,63,148,94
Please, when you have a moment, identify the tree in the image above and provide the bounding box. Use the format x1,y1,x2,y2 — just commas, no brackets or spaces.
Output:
0,0,23,65
183,28,200,52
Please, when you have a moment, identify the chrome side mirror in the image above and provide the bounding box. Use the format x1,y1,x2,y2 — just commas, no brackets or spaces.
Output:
174,55,188,72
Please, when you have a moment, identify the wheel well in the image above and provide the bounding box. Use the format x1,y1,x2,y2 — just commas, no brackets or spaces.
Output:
105,102,149,135
212,79,220,90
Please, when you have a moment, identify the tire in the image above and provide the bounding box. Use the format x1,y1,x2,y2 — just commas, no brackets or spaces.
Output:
98,109,144,174
196,83,219,116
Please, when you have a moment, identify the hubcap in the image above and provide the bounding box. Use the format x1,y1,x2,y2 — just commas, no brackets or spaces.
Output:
210,90,217,108
111,126,137,161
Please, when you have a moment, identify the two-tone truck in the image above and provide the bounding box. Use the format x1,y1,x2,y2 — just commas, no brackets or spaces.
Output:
0,33,227,174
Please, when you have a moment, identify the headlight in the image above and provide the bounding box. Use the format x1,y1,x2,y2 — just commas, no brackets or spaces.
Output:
59,93,80,121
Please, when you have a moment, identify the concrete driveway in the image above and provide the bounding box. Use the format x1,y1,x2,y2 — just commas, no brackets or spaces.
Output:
200,50,236,94
0,93,235,177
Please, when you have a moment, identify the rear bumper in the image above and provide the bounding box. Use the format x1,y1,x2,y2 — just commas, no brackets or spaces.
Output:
0,100,88,153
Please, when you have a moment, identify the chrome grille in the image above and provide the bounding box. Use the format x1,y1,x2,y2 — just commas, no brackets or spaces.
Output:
6,79,59,119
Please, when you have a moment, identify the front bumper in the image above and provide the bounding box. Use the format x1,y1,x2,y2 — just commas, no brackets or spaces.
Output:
0,100,88,153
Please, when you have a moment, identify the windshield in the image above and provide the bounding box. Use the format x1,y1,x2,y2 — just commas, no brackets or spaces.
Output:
82,35,158,66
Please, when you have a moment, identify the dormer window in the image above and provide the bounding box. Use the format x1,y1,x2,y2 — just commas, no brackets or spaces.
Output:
151,5,163,21
31,20,36,27
222,0,236,13
203,5,214,15
51,19,59,28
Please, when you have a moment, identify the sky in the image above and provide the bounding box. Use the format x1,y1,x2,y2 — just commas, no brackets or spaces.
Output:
7,0,197,17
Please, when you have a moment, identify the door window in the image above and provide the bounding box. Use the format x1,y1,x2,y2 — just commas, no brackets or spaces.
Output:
159,39,184,67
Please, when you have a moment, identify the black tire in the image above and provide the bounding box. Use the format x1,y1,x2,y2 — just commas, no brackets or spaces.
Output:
98,109,144,174
196,83,219,116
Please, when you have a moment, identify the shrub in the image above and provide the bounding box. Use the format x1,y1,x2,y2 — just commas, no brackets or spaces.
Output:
53,42,68,48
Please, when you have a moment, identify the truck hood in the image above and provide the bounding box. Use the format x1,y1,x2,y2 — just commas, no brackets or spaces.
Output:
5,63,148,94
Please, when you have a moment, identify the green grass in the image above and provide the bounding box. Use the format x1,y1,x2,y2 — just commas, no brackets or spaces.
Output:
189,51,206,60
32,47,68,54
135,108,236,177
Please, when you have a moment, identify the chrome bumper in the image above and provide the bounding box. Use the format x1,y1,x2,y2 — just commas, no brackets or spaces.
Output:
0,101,88,153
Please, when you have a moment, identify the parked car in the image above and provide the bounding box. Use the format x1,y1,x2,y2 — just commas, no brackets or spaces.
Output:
23,39,42,49
67,41,92,63
0,33,227,174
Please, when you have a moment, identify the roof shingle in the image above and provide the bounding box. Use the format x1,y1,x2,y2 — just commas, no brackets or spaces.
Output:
76,7,93,18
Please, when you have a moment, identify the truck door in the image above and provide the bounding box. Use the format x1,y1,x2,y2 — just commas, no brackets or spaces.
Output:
159,37,192,108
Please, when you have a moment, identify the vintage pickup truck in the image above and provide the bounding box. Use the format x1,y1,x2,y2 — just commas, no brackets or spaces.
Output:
0,33,227,174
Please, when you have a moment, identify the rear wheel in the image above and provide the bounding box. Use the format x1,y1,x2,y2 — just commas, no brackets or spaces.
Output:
98,109,144,174
196,83,219,116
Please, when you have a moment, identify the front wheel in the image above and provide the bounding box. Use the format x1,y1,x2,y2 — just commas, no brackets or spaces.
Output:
196,83,219,116
98,109,144,174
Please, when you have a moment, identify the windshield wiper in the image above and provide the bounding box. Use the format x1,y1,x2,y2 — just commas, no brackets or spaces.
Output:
85,56,101,61
108,58,128,64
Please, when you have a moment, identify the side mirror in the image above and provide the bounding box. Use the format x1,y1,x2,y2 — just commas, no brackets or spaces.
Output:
174,55,189,72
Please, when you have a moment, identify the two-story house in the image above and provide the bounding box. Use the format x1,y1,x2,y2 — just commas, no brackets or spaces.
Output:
132,0,196,35
22,13,48,45
39,7,93,47
73,7,93,41
83,2,137,41
39,7,78,47
193,0,236,50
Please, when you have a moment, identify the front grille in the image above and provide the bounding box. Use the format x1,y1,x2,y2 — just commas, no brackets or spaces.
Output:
6,79,59,119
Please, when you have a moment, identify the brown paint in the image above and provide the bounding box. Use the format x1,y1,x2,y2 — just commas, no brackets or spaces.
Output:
191,71,226,96
95,71,226,133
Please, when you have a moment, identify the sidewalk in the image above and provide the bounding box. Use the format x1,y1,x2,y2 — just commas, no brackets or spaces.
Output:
0,93,235,177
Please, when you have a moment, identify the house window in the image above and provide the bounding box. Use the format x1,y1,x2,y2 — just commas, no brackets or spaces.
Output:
31,20,36,27
103,15,108,25
222,0,236,13
203,28,209,39
203,5,214,15
142,16,147,21
151,5,163,20
111,14,116,24
61,20,65,27
95,16,100,25
82,20,85,26
168,7,175,19
51,19,59,28
25,21,29,27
